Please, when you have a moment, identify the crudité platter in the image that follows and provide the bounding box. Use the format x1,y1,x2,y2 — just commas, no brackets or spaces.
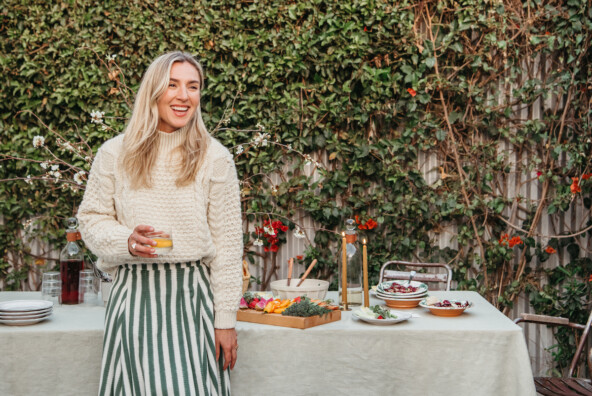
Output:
237,292,341,329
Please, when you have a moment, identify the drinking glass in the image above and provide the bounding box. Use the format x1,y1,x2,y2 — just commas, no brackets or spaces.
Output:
146,229,173,255
78,271,98,305
42,279,62,306
42,271,60,283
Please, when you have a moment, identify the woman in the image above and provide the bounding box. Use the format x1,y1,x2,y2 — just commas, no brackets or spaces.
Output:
78,51,243,396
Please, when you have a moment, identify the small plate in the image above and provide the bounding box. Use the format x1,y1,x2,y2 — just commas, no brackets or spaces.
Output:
419,299,473,317
0,315,52,326
0,307,53,317
0,311,53,320
0,300,53,312
352,309,412,325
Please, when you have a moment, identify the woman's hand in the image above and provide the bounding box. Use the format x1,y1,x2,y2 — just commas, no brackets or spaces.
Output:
128,225,158,258
215,328,238,370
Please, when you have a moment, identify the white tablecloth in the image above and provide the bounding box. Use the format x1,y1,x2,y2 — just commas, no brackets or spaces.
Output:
0,291,535,396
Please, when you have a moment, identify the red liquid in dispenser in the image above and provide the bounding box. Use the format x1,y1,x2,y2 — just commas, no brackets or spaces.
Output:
60,259,84,304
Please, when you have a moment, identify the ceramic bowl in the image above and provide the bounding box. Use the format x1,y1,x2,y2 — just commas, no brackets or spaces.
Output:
270,279,329,300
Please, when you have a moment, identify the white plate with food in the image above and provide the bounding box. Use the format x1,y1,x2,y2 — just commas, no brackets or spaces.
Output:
352,306,412,325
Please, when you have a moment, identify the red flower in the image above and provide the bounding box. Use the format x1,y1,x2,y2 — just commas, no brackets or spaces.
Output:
536,171,542,177
589,275,592,282
499,234,509,245
270,244,279,253
365,219,378,230
545,246,556,254
407,88,417,97
571,177,581,194
364,26,368,32
280,225,288,232
296,255,303,260
582,173,592,180
272,220,283,230
356,217,378,231
508,236,523,248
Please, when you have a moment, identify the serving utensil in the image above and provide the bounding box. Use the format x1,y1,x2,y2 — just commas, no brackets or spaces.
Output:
297,259,318,287
405,270,416,287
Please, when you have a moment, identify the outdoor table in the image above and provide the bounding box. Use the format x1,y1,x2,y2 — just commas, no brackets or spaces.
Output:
0,290,535,396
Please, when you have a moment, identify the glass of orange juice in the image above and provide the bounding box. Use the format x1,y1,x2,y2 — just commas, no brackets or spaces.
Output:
146,229,173,255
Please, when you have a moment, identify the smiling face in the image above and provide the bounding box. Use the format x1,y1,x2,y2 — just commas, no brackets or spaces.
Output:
156,61,201,133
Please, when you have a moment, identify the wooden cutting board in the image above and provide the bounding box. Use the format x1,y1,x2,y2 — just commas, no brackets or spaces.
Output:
237,309,341,329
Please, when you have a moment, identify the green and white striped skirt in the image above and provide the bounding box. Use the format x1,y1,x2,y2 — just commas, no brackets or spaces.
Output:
99,262,231,396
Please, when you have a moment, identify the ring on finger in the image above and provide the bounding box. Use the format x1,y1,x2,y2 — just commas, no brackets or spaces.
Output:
131,242,137,250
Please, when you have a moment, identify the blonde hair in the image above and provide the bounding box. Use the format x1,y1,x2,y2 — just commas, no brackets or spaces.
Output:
121,51,210,188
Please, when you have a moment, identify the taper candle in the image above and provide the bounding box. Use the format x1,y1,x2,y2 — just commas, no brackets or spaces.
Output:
362,238,369,308
287,257,294,286
341,232,348,309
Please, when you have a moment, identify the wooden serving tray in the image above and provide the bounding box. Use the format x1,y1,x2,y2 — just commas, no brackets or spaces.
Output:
237,309,341,329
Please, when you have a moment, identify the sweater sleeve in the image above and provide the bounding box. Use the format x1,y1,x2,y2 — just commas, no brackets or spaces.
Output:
207,154,243,329
77,146,134,270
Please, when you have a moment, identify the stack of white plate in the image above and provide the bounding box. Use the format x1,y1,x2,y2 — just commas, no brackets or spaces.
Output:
374,280,428,308
0,300,53,326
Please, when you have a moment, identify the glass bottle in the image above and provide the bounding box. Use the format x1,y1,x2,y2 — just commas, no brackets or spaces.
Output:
339,219,363,307
60,217,84,304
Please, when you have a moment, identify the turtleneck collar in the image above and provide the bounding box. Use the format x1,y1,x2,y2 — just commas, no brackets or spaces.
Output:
157,125,188,153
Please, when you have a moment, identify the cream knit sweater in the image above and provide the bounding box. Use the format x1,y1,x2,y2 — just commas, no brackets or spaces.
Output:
77,128,243,329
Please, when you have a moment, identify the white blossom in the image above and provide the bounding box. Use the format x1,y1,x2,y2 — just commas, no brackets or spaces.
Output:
40,162,48,169
90,110,105,124
25,175,32,185
253,132,270,147
263,225,275,236
33,136,45,148
106,54,117,62
51,164,59,171
101,124,109,131
236,145,244,155
253,238,264,247
73,170,86,185
256,122,265,131
61,141,74,152
271,185,278,195
49,170,61,179
294,227,306,239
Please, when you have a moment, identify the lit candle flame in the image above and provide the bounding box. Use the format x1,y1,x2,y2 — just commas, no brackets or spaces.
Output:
363,238,366,244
